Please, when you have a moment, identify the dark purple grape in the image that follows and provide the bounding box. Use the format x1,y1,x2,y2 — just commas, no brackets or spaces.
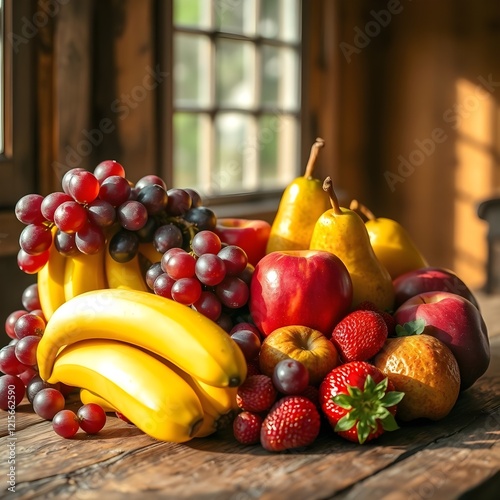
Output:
137,184,168,215
272,359,310,395
87,199,116,227
75,223,105,254
54,230,78,256
183,206,217,231
108,230,140,263
218,245,248,276
153,273,175,298
192,291,222,321
166,188,192,215
154,224,183,253
145,262,163,290
33,387,65,420
184,188,202,207
136,217,157,243
14,312,45,339
26,375,60,404
135,174,166,191
230,329,261,361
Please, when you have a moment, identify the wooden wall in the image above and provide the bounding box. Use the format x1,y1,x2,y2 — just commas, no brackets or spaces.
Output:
308,0,500,290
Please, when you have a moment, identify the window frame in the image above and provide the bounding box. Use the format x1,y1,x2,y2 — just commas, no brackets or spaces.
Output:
157,0,306,218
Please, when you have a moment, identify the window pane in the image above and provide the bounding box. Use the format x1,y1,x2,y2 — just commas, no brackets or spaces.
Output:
281,0,301,42
214,113,251,193
261,45,300,111
259,113,299,188
259,0,280,39
173,0,211,29
173,112,211,188
174,34,211,108
215,0,256,35
216,40,255,109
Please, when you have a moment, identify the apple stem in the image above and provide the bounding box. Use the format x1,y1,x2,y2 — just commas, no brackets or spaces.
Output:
323,177,343,215
349,199,376,220
303,138,325,178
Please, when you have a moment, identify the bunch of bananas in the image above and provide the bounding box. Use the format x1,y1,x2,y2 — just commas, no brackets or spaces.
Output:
36,235,247,443
36,288,247,442
37,226,163,321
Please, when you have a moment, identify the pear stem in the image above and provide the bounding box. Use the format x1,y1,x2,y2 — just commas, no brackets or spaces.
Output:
323,176,343,215
349,199,376,220
303,138,325,178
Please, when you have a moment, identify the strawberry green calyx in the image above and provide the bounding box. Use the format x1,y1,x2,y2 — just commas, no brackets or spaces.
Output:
332,376,404,444
395,319,426,337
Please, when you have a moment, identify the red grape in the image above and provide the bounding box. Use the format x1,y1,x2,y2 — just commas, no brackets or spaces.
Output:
14,335,41,366
14,312,45,339
18,366,38,385
192,291,222,321
77,403,107,434
117,200,148,231
146,262,164,290
33,387,65,420
68,170,100,204
62,168,86,194
160,247,186,272
17,248,50,273
230,322,262,340
52,409,80,438
171,277,202,305
153,273,175,299
54,200,88,233
0,374,26,410
99,175,131,207
5,310,28,339
272,359,310,395
21,283,41,311
94,160,126,183
166,252,196,280
218,245,248,276
15,194,46,225
87,199,116,227
191,230,221,256
41,192,73,221
26,375,60,403
195,253,226,286
215,276,249,308
19,224,53,255
0,346,29,375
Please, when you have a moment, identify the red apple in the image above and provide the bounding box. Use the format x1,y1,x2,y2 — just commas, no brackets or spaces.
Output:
393,267,479,309
214,218,271,267
259,326,340,386
249,250,353,337
393,291,490,390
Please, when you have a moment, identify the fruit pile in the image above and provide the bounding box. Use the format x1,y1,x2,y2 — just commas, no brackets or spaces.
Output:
0,141,491,451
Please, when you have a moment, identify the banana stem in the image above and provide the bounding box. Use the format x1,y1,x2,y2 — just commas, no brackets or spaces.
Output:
350,199,376,220
303,137,325,178
323,177,343,215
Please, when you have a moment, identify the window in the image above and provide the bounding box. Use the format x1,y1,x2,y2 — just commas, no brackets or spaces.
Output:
170,0,302,198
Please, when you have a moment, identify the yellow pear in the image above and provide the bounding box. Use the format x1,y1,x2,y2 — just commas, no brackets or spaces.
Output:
266,138,331,253
309,178,395,311
350,200,429,280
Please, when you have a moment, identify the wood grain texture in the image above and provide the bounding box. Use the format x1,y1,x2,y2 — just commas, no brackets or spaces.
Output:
1,308,499,499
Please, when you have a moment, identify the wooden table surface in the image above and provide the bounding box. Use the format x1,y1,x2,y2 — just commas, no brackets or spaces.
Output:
1,292,500,499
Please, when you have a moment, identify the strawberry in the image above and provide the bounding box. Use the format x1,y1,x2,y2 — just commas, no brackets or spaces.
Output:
319,361,404,444
233,411,263,445
355,300,396,336
331,309,388,362
236,374,277,413
260,396,321,452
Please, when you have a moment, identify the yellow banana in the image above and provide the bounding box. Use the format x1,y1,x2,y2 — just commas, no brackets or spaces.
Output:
138,242,164,265
64,249,107,301
105,246,149,292
49,338,204,442
166,360,239,437
37,230,67,321
80,389,116,413
37,288,247,388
